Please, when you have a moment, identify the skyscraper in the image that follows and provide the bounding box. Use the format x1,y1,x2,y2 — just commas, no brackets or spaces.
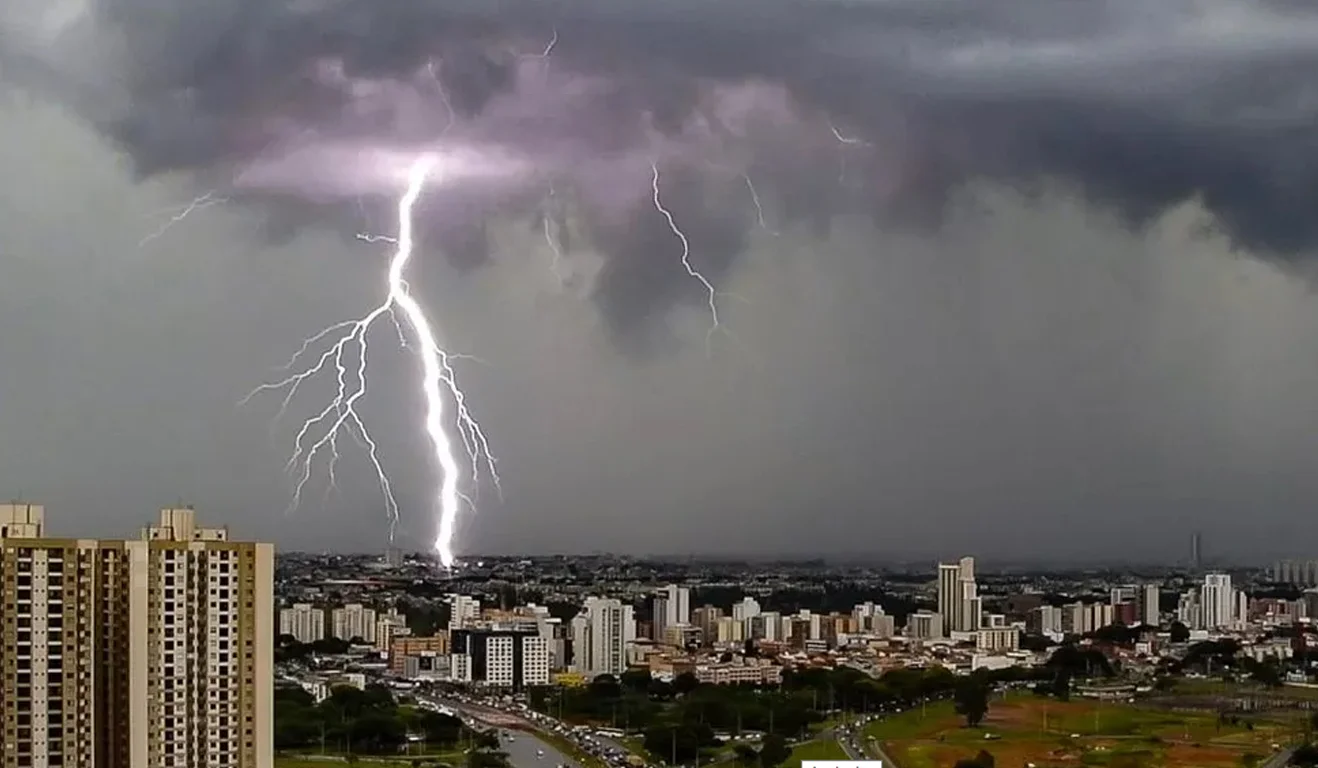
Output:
0,504,274,768
937,557,979,635
1191,532,1203,570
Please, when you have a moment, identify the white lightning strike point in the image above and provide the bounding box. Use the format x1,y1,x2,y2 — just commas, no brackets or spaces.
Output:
651,162,725,356
243,155,498,568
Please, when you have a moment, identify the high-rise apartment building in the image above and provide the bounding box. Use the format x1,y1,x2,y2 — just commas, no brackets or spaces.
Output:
447,594,481,630
1140,584,1161,627
651,595,670,642
279,604,325,644
1272,560,1318,586
731,597,761,624
664,585,690,628
570,597,635,677
1202,573,1234,629
0,504,274,768
330,603,377,644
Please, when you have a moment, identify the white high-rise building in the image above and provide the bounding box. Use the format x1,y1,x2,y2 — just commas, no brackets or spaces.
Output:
279,603,325,643
448,594,481,630
522,635,552,686
571,597,636,677
664,585,690,627
853,602,895,638
1141,584,1161,627
732,597,761,623
1202,573,1233,629
331,603,378,643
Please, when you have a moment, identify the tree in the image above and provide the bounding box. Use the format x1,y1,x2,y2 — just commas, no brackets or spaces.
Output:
1052,671,1072,701
1292,744,1318,767
953,679,990,727
620,668,654,693
673,672,701,696
758,734,791,768
1169,622,1191,643
953,750,995,768
732,744,760,765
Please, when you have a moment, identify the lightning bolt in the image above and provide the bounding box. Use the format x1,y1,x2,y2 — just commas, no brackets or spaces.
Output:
827,120,871,188
140,191,227,246
742,173,777,235
243,154,498,568
541,184,567,285
828,121,866,146
650,162,724,356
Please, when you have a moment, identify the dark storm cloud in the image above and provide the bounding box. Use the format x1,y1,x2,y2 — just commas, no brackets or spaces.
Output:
7,0,1318,341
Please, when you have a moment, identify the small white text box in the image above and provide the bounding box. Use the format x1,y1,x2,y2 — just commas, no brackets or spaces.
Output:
802,762,883,768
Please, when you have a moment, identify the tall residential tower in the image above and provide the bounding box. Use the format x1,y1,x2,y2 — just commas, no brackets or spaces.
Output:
0,504,274,768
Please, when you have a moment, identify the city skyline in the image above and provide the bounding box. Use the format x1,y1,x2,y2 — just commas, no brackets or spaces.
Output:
7,1,1318,561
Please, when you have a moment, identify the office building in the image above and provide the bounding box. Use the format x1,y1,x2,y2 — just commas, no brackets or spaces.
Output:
1191,532,1203,570
937,557,979,635
0,504,274,768
279,604,325,644
570,597,635,677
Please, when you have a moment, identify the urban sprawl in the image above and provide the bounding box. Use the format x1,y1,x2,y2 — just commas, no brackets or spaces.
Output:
7,502,1318,768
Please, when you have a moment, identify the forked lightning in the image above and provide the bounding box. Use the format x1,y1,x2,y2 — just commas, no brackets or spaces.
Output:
243,155,498,568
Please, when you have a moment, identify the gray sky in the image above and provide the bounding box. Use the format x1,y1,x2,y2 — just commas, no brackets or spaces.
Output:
4,0,1318,562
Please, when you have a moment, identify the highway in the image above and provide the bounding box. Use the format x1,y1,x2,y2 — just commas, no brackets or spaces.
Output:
1260,747,1295,768
499,729,580,768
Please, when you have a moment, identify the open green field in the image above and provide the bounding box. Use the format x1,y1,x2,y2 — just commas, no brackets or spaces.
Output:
276,759,448,768
275,749,464,767
862,694,1299,768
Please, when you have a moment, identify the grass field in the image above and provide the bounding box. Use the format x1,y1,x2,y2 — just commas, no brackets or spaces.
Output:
862,694,1300,768
275,758,443,767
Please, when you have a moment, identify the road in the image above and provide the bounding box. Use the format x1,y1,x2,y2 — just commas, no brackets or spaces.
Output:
499,729,580,768
1260,747,1295,768
835,719,898,768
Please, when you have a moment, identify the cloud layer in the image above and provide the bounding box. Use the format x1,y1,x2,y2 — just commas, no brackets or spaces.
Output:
6,0,1318,345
